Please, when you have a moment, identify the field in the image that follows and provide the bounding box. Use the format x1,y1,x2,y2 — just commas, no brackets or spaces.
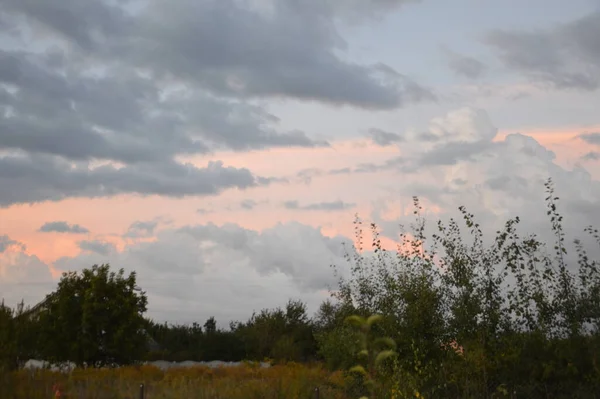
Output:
1,362,348,399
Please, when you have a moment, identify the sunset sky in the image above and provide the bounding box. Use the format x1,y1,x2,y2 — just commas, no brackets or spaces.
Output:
1,0,600,326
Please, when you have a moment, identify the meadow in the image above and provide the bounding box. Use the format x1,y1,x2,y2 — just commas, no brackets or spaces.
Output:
1,362,347,399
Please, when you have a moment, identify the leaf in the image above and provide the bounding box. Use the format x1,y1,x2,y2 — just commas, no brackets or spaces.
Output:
366,314,383,327
373,337,397,351
349,365,368,376
374,350,397,366
345,315,366,328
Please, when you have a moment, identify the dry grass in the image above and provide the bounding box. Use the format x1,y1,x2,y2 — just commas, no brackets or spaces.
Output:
2,362,348,399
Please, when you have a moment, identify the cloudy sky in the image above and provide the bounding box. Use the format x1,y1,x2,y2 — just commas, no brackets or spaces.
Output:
1,0,600,326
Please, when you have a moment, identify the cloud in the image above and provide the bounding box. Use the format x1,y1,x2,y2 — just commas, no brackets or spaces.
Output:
0,0,436,208
442,48,487,79
78,240,115,256
0,235,25,253
0,154,264,207
53,221,352,323
356,110,600,257
1,0,432,111
0,248,55,307
582,151,600,161
124,220,159,238
39,221,89,234
485,10,600,90
240,200,258,210
393,107,499,169
0,47,328,161
367,128,404,146
284,200,356,211
578,132,600,145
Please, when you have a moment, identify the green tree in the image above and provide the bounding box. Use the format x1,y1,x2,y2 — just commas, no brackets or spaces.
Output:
319,180,600,398
0,301,15,371
37,264,148,367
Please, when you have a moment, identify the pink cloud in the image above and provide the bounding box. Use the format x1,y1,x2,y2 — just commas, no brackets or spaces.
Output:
0,126,596,269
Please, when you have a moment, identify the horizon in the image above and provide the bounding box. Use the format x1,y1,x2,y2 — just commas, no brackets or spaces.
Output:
1,0,600,326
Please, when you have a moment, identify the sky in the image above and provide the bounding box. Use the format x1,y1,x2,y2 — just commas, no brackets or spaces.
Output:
1,0,600,326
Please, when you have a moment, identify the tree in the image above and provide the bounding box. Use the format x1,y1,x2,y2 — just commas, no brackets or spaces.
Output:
0,301,15,371
204,316,217,335
320,181,600,398
37,264,148,367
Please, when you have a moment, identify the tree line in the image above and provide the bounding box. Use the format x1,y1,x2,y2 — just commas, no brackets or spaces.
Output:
2,179,600,398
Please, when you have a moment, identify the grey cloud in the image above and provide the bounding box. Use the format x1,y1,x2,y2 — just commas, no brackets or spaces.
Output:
0,250,55,307
39,221,89,234
316,0,422,26
0,48,323,163
2,0,432,110
485,11,600,90
0,153,263,207
304,155,405,179
329,167,352,175
240,200,258,210
1,0,132,52
417,132,441,142
485,175,530,199
582,151,600,161
176,221,350,291
283,200,356,211
578,132,600,145
53,221,352,323
417,140,497,167
0,235,25,252
367,128,404,146
442,48,487,79
0,0,431,207
124,220,159,238
78,240,115,256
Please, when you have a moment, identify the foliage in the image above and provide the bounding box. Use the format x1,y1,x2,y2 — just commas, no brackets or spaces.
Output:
0,301,38,371
2,363,346,399
345,314,397,399
232,299,317,363
36,264,148,367
320,179,600,398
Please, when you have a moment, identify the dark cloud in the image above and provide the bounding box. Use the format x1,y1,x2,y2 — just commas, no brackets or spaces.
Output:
0,48,326,162
485,10,600,90
367,128,404,146
578,132,600,145
283,200,356,211
1,0,432,110
0,154,263,207
0,0,434,206
39,221,89,234
0,0,434,207
0,235,25,252
442,48,487,79
78,240,115,256
1,0,131,52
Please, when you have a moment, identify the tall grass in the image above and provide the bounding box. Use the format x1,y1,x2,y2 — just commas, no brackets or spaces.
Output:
1,363,347,399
